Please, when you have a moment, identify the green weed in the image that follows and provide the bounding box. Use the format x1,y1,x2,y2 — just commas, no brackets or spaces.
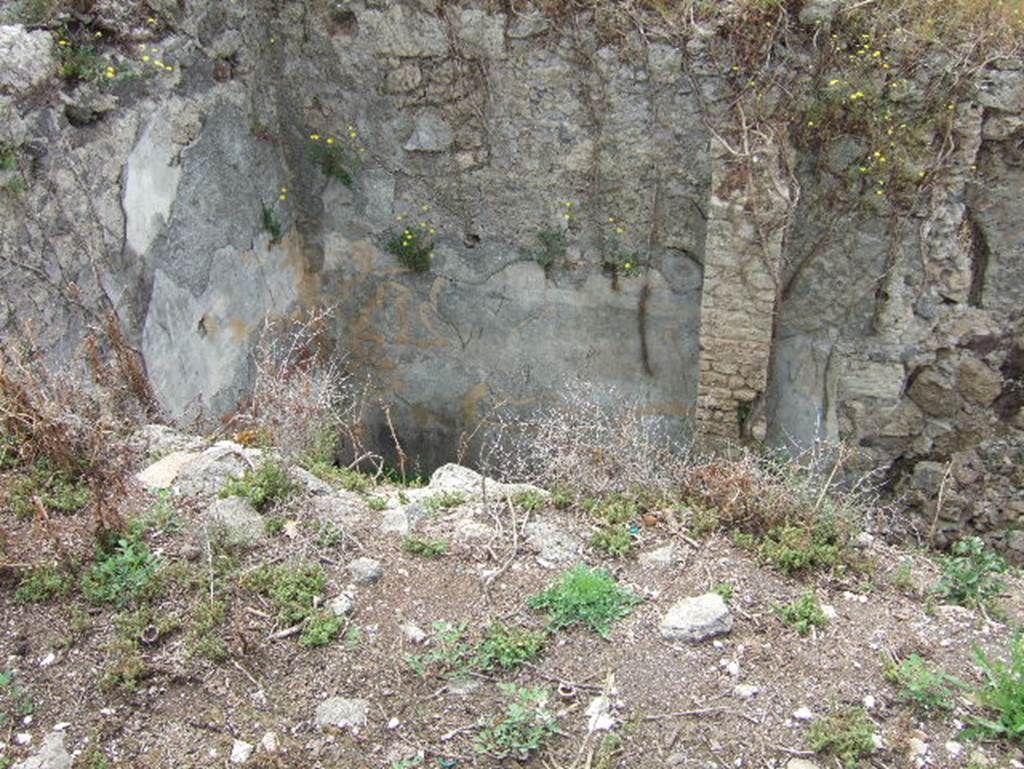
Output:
219,460,297,513
594,733,624,769
300,609,344,647
0,669,34,727
422,490,467,512
527,565,641,638
807,706,875,768
968,634,1024,742
81,532,163,607
59,42,104,83
264,516,286,535
386,226,433,272
402,537,448,558
100,637,146,690
261,201,283,242
883,653,965,711
584,494,637,525
712,582,735,602
407,621,474,679
775,591,829,636
186,600,228,661
307,460,372,493
475,684,560,760
314,523,344,548
476,623,547,671
589,524,633,557
934,536,1007,610
514,489,547,512
8,457,90,518
243,561,325,626
15,563,73,603
309,139,354,187
367,496,388,511
533,228,566,272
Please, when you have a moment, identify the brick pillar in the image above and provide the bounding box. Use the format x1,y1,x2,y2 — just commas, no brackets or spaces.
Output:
696,138,793,444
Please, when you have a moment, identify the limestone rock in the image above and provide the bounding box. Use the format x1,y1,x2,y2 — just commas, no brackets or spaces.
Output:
659,593,733,642
348,557,383,584
13,732,72,769
0,26,56,94
315,697,369,730
908,367,961,418
525,521,582,565
204,496,264,548
175,442,260,498
639,544,676,568
136,450,200,490
289,466,333,496
404,111,454,153
328,594,354,616
131,423,205,457
230,739,254,764
957,359,1003,405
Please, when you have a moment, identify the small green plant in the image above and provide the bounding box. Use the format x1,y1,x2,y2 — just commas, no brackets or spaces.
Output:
344,624,363,649
58,40,105,83
8,457,90,518
0,669,34,726
264,516,286,535
584,494,638,525
686,505,721,537
550,487,573,509
775,591,829,636
475,684,560,760
386,226,433,272
890,559,916,593
367,496,388,511
514,489,547,512
260,201,283,242
748,517,850,576
100,637,146,690
476,623,547,671
186,600,228,661
934,536,1007,610
402,537,448,558
590,525,633,557
15,563,73,603
81,532,163,607
712,582,735,602
309,136,354,187
0,144,17,172
300,609,344,647
219,460,297,513
308,460,372,493
883,653,965,711
407,621,474,679
967,634,1024,742
594,733,624,769
807,706,876,768
314,522,344,548
533,228,566,272
527,565,641,638
243,561,326,627
422,490,467,512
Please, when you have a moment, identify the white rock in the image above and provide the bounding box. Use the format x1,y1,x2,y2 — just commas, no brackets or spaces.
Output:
821,605,837,619
862,695,875,710
348,557,383,584
258,732,278,753
387,718,400,730
525,521,582,564
135,450,199,490
314,697,369,730
907,738,927,757
401,623,427,644
230,739,254,764
733,684,760,699
792,707,814,721
585,695,615,732
12,732,71,769
328,594,353,617
39,653,55,668
724,660,740,676
638,544,676,568
871,733,884,750
0,26,56,94
203,496,264,548
945,741,962,757
659,593,733,642
14,733,31,745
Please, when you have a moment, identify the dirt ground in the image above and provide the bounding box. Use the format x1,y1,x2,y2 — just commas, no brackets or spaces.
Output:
1,456,1022,769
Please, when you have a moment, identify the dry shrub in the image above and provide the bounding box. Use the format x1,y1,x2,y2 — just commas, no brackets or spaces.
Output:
0,320,153,542
232,310,356,464
679,443,889,537
483,382,689,496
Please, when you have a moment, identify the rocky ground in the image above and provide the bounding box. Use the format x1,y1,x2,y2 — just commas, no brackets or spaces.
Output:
0,424,1022,769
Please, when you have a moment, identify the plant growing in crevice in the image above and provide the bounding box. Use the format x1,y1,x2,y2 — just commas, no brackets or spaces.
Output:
260,200,283,242
533,227,567,273
386,225,434,272
308,132,355,187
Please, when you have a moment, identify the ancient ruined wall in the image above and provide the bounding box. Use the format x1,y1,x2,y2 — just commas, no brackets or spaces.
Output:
0,0,1022,545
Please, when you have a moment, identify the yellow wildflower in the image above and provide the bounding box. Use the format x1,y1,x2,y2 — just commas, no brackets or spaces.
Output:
142,55,150,62
614,227,625,235
326,137,335,145
623,262,633,270
105,67,116,78
278,194,287,201
310,134,321,141
58,39,69,46
828,79,841,86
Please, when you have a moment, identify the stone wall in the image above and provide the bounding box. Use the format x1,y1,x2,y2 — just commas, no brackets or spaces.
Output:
0,0,1022,547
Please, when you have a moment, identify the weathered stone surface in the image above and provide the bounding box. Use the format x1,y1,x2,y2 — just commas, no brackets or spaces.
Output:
12,732,72,769
525,521,581,564
136,450,200,490
908,367,961,418
0,26,55,94
175,442,259,498
203,496,264,547
403,111,454,153
348,557,383,584
957,359,1003,405
659,593,733,642
314,697,369,730
639,544,676,568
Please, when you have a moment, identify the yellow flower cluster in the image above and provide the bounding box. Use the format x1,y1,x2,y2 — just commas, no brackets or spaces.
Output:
138,45,174,72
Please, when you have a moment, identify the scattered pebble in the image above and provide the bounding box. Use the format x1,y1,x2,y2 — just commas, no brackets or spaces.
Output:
315,698,369,730
259,732,278,753
39,653,56,668
733,684,760,699
387,718,400,730
945,741,962,758
862,695,875,710
347,558,383,585
328,594,354,617
14,733,31,745
659,593,733,642
907,737,927,757
230,739,254,764
401,623,427,644
792,707,813,721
